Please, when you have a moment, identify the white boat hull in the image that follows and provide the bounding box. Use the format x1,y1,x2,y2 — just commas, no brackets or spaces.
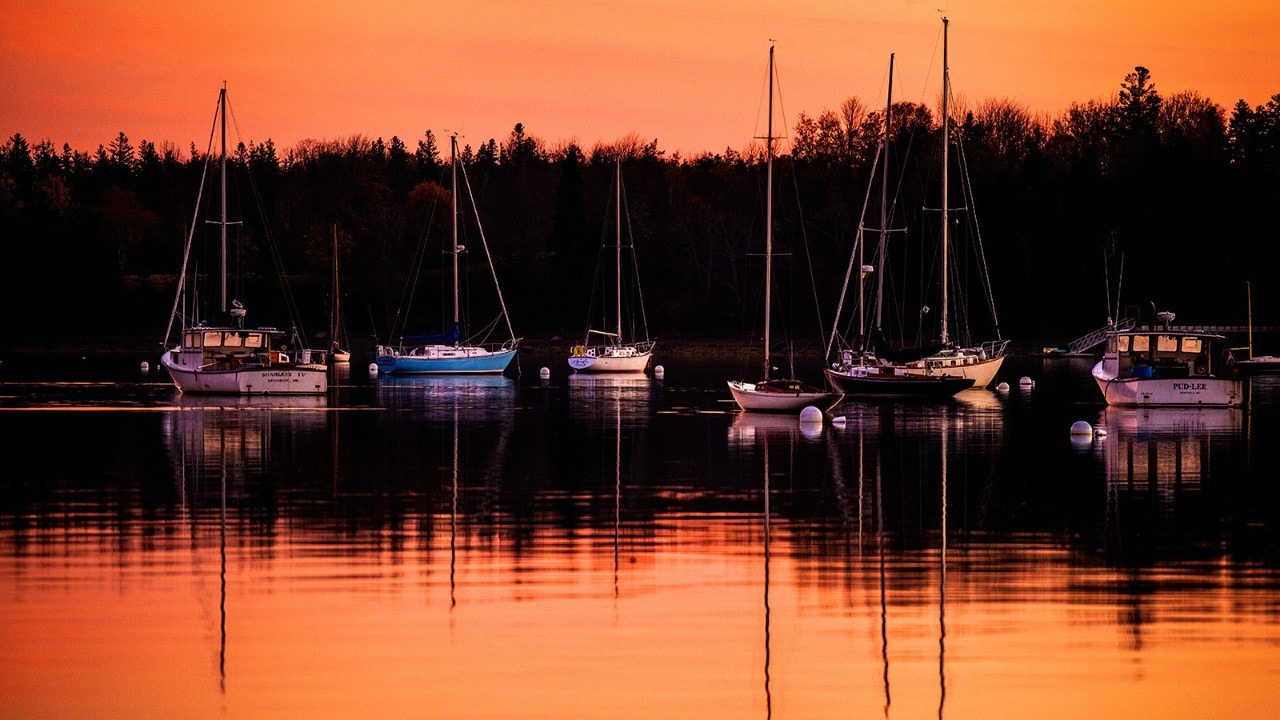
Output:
161,350,328,395
568,343,653,373
727,380,843,413
1092,361,1242,407
903,353,1005,389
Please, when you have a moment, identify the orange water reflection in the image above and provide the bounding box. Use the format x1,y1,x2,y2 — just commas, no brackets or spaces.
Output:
2,378,1279,719
4,505,1278,719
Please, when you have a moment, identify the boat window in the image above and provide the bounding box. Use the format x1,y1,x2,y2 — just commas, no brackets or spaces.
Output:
185,331,203,348
1157,335,1178,352
245,333,265,349
222,333,243,348
1113,335,1125,352
1131,335,1150,352
202,331,223,347
1182,337,1203,353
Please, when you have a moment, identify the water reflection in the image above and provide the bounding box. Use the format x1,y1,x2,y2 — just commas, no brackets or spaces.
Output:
3,357,1280,720
373,374,517,420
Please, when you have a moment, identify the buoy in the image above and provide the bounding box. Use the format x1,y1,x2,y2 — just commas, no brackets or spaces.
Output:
539,367,551,380
831,415,847,427
368,362,379,376
653,365,665,379
995,381,1010,392
799,406,824,424
140,361,150,374
1019,376,1034,387
1094,428,1108,438
1069,420,1093,436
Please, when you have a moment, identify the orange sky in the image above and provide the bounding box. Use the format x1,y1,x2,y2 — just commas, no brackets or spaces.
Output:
2,0,1277,157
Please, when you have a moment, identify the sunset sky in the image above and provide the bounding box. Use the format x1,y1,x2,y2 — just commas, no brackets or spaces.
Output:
2,0,1277,157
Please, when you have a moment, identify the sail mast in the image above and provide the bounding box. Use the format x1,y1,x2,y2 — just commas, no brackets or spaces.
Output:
615,160,623,344
331,223,340,352
875,55,893,332
450,135,461,335
219,85,228,314
940,17,950,345
763,44,775,381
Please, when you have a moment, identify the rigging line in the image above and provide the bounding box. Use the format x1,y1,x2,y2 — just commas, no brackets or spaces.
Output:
621,174,652,343
224,90,312,344
163,101,219,349
954,135,1002,338
784,156,829,361
826,143,882,360
457,151,518,342
584,168,611,340
402,171,445,342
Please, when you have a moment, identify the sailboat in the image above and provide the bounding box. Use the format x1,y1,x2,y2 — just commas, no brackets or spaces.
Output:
374,135,521,374
567,160,655,373
727,46,844,414
899,17,1008,389
160,85,328,396
825,53,975,399
329,224,351,363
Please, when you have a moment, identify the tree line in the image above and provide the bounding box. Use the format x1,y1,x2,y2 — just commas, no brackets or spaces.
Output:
2,67,1278,356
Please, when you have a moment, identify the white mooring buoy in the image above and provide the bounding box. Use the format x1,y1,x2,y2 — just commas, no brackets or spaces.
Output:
368,362,379,376
653,365,665,379
799,406,824,425
1069,420,1093,437
539,367,551,380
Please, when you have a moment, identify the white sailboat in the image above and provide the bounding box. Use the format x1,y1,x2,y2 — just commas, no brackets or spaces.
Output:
825,52,976,399
160,85,328,396
568,160,655,373
727,45,843,414
900,18,1008,389
375,135,521,374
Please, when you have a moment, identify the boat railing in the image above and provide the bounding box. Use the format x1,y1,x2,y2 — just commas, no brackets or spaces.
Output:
1068,317,1137,354
981,339,1011,359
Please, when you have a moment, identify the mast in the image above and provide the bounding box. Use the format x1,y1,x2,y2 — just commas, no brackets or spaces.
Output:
615,160,623,345
331,223,340,352
940,17,950,345
875,55,893,333
219,85,228,314
450,135,461,338
763,44,775,381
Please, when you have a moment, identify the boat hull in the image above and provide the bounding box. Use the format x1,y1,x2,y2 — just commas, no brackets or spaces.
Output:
1228,355,1280,376
568,344,653,373
727,379,843,413
825,367,974,399
161,350,328,395
375,345,517,375
569,352,652,373
902,353,1005,389
1092,362,1243,407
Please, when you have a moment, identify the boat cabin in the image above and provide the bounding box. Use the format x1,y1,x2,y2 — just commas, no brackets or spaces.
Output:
1107,331,1223,379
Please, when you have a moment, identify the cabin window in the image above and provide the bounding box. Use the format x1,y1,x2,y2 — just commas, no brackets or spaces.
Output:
1112,336,1124,352
1131,335,1150,352
222,333,243,348
185,331,203,348
202,331,223,347
1157,335,1178,352
1182,337,1203,353
245,333,265,349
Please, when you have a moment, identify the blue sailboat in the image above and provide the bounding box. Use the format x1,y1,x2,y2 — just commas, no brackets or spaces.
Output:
375,135,520,375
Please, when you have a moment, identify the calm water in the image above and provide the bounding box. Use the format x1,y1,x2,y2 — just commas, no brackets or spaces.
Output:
2,350,1278,719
